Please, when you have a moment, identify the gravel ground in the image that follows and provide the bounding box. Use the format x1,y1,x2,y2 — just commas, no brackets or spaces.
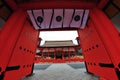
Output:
21,62,99,80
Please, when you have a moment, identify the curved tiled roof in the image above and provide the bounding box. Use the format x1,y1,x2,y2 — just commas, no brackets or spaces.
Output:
41,40,77,47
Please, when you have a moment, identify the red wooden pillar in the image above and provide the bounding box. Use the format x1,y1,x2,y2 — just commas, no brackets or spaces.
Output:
62,48,64,62
68,48,70,62
74,48,76,56
48,48,50,63
74,48,77,62
0,10,27,80
54,48,56,63
48,48,49,57
41,50,43,63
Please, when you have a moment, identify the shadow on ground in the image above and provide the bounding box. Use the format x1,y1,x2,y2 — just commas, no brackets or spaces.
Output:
67,62,85,69
21,62,99,80
34,64,51,70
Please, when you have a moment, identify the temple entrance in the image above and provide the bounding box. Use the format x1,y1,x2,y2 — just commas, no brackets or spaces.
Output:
56,51,62,59
0,0,120,80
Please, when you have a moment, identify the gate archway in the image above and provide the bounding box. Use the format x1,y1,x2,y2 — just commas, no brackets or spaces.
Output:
0,0,120,80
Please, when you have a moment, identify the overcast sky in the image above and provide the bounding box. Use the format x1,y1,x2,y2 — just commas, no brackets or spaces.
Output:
39,30,78,45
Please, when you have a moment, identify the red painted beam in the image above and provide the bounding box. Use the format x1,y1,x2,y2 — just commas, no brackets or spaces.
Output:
19,1,96,10
5,0,18,10
4,0,109,10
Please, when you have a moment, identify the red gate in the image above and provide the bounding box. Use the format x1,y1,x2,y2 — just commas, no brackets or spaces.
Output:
0,0,120,80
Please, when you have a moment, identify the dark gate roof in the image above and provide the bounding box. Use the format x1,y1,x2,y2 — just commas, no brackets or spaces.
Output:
40,40,77,47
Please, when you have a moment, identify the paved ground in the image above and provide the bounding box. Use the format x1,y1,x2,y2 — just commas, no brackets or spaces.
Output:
21,62,99,80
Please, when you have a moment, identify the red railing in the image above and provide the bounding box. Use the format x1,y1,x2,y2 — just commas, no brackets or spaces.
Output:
34,55,84,64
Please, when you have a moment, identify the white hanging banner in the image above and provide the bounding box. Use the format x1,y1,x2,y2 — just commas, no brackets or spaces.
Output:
41,9,53,29
81,10,89,29
50,9,63,29
70,9,84,28
27,9,89,30
63,9,74,28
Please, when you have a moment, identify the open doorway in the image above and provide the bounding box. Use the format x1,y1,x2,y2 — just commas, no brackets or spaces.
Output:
21,30,99,80
35,30,85,63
